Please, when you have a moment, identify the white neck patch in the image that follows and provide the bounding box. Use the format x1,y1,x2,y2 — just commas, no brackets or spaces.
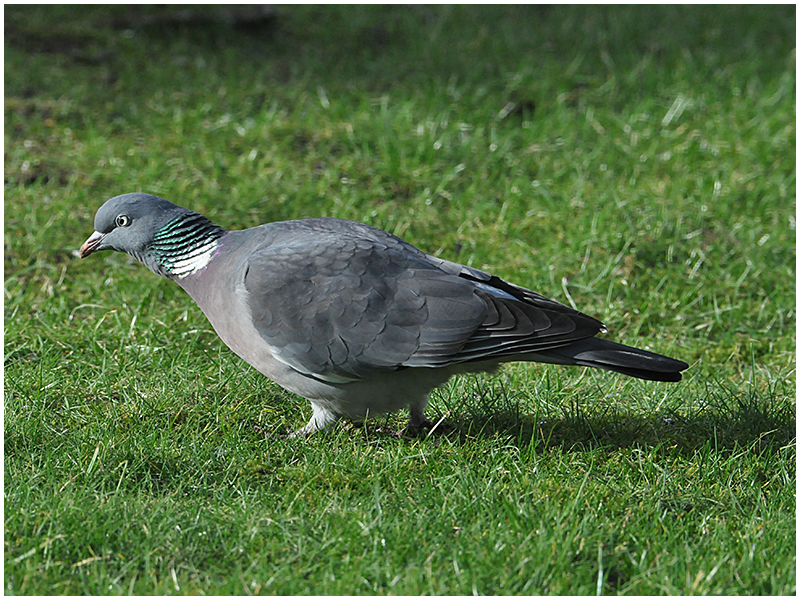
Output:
168,239,219,278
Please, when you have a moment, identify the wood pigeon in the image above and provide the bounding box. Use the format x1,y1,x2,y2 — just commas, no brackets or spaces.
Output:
80,193,689,435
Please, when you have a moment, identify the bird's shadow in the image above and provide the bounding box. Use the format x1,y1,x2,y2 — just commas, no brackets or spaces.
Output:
356,388,795,457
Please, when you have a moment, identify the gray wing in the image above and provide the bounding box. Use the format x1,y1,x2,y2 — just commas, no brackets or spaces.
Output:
243,220,487,382
244,219,605,383
427,257,606,361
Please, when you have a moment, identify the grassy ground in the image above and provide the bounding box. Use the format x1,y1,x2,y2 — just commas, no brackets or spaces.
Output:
4,5,795,595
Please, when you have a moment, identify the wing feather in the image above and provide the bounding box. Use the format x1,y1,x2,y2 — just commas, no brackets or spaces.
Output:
242,218,607,381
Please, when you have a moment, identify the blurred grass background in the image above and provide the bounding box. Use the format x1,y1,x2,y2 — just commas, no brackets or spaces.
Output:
4,5,795,594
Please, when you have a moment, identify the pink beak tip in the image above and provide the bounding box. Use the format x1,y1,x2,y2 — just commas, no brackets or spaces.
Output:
79,231,104,258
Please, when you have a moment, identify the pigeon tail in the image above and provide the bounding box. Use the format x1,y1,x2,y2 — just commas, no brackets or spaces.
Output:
539,337,689,382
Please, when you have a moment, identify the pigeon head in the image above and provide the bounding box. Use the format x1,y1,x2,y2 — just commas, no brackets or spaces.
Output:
80,193,224,278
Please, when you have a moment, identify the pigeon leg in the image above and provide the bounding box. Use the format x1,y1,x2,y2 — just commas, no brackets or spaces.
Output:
404,397,434,435
291,402,339,437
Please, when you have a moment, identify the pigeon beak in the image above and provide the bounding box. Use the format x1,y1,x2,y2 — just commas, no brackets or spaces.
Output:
79,231,106,258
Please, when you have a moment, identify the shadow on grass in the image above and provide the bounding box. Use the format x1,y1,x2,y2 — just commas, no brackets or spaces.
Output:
435,388,796,456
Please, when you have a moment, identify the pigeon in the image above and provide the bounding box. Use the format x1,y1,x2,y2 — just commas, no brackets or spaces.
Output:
80,193,689,435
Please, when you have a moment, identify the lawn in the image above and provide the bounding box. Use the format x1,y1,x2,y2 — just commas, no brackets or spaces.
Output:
4,5,795,594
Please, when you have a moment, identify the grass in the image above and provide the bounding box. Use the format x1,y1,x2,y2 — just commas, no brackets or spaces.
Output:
4,5,796,595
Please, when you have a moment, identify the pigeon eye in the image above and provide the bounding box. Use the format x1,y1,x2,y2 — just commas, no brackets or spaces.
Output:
115,214,131,227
